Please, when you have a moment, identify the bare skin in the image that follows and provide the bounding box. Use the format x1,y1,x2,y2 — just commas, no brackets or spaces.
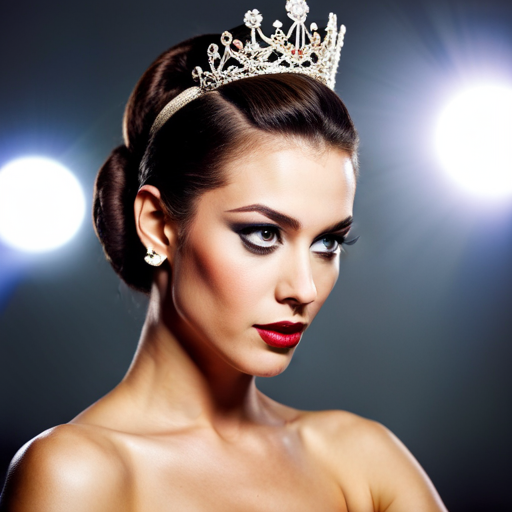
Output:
0,139,447,512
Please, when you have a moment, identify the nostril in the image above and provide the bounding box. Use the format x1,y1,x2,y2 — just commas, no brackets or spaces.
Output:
278,281,317,307
275,252,318,305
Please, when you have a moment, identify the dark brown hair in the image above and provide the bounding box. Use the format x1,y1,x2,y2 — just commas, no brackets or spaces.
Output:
93,33,359,293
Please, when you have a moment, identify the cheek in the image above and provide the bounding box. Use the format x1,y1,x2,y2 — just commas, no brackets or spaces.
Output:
171,231,271,334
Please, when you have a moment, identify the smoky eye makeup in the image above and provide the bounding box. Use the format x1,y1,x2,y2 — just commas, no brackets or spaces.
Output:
229,221,358,258
230,223,283,255
311,228,359,259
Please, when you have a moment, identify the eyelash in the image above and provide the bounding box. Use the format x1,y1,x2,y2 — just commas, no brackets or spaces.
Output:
234,224,358,257
236,225,282,255
313,234,356,260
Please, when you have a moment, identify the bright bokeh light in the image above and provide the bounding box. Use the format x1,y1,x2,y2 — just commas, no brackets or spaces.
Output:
0,157,85,252
436,85,512,198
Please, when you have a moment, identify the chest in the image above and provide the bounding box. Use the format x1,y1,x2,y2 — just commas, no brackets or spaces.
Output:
124,432,348,512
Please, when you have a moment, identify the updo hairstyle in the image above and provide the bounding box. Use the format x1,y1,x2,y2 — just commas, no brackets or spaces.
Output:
93,29,359,294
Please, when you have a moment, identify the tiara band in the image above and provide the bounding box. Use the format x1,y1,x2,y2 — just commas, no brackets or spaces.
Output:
150,0,346,136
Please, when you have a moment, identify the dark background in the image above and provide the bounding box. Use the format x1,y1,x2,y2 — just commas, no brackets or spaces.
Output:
1,0,511,510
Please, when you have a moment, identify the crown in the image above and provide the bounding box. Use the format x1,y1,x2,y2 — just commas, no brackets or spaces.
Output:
150,0,346,135
193,0,346,91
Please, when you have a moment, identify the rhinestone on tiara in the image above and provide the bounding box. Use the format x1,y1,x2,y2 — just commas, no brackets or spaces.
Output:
150,1,346,135
192,0,346,92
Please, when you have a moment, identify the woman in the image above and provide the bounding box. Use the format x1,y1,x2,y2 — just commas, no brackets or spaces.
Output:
1,2,447,510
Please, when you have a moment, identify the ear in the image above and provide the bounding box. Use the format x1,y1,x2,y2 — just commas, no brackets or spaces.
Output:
134,185,179,264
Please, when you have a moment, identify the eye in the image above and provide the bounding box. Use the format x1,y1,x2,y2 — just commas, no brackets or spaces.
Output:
236,225,282,255
311,236,340,255
243,228,279,247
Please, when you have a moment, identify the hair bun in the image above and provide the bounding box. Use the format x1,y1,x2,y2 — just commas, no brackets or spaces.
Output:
93,145,153,292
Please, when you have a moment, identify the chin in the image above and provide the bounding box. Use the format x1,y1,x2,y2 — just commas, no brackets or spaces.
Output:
253,367,289,378
238,349,295,378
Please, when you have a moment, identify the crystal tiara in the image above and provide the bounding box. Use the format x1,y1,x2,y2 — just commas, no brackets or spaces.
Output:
150,0,346,135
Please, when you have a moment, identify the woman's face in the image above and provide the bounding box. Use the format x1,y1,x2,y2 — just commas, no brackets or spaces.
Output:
168,139,356,377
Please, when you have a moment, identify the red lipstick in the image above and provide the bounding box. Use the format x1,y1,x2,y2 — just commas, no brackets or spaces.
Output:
254,321,305,349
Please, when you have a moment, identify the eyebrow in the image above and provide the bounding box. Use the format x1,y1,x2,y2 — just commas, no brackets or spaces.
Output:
225,203,353,233
226,204,301,230
322,217,353,234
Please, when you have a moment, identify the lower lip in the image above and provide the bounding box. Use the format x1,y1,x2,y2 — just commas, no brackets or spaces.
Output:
255,328,302,349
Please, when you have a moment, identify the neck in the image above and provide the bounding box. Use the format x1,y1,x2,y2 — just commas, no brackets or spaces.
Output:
118,278,272,433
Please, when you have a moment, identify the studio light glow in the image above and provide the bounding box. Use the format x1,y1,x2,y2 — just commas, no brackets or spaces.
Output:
436,85,512,198
0,157,85,252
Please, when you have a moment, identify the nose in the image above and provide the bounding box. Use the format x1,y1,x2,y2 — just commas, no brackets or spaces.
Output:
275,249,317,307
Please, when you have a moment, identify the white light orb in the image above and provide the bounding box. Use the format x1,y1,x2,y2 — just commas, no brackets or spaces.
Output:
0,157,86,252
436,85,512,198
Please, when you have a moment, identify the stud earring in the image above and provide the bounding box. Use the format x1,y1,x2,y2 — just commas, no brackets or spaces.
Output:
144,247,167,267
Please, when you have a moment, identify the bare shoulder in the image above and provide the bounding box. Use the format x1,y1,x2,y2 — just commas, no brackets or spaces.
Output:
296,409,389,468
0,424,130,512
297,410,448,512
295,408,385,448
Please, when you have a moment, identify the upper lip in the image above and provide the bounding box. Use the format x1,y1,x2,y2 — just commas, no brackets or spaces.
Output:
253,321,306,334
